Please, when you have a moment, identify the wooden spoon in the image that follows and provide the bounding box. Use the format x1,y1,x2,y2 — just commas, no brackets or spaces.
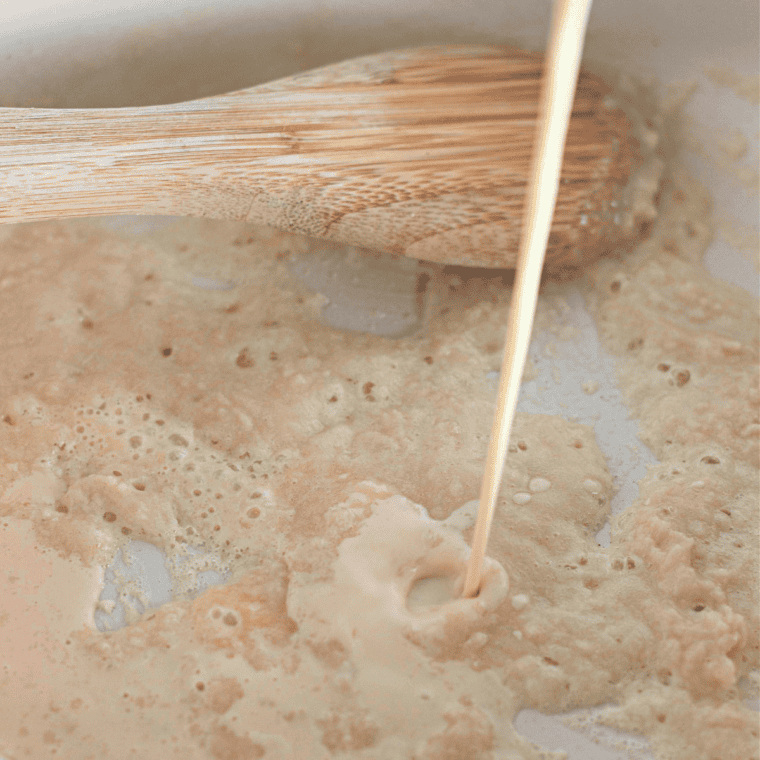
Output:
0,44,641,270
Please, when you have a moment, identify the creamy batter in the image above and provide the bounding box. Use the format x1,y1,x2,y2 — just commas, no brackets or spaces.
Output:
0,153,758,757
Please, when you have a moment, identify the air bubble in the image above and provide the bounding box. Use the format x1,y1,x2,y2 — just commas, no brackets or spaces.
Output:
528,477,551,493
511,594,529,610
582,479,601,494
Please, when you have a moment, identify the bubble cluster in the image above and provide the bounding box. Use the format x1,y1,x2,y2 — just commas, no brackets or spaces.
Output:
13,391,292,631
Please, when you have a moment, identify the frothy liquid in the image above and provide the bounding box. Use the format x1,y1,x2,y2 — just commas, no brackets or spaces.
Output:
0,157,757,759
407,575,459,610
291,490,508,653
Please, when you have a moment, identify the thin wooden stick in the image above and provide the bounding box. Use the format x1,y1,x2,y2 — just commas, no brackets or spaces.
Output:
462,0,594,598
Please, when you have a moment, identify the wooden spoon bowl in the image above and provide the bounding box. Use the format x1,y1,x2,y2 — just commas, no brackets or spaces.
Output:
0,45,653,270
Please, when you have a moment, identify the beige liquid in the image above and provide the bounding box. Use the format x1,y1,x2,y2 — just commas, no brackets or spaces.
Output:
407,575,459,610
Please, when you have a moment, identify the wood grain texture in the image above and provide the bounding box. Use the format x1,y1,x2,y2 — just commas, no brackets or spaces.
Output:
0,45,639,269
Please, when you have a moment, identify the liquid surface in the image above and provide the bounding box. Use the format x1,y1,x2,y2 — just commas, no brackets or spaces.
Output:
0,162,758,758
407,575,460,610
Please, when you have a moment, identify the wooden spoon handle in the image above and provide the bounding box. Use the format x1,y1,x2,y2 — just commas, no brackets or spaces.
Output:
0,45,638,269
0,96,304,221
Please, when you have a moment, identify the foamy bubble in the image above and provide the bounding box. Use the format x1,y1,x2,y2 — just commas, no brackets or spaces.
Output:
582,478,602,493
511,594,530,610
529,477,551,492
